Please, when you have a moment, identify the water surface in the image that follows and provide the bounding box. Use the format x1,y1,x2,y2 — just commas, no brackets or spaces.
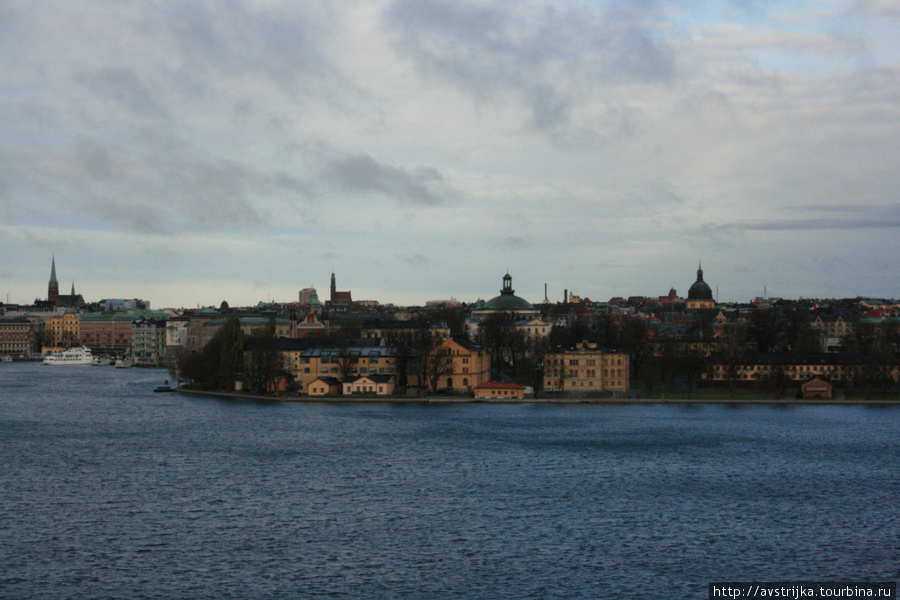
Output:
1,363,897,599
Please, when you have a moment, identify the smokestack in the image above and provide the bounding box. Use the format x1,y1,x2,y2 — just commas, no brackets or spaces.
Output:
564,289,568,304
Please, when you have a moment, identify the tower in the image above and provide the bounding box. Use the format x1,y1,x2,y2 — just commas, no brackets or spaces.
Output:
48,255,59,303
686,262,715,310
330,272,336,303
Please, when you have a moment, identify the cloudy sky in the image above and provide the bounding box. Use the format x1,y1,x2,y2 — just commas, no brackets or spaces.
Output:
2,0,899,308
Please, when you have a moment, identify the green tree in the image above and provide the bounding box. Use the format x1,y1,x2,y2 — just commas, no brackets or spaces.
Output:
178,317,245,391
244,317,283,394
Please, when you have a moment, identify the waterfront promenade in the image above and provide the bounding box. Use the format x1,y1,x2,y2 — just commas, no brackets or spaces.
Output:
176,387,900,405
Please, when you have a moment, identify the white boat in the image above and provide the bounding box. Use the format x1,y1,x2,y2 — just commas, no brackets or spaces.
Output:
0,355,12,362
91,355,114,366
115,356,134,368
43,346,94,366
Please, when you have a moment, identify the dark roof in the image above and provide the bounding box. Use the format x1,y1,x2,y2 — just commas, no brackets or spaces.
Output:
343,374,395,384
688,266,713,300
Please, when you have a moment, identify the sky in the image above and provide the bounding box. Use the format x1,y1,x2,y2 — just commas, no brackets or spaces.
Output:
2,0,900,309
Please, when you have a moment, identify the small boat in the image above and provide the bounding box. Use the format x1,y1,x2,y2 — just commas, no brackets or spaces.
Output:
0,355,12,362
91,355,114,366
154,380,175,393
43,346,94,366
115,356,134,368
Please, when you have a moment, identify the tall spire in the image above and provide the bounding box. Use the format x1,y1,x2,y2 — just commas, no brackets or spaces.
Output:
50,254,58,285
48,254,60,303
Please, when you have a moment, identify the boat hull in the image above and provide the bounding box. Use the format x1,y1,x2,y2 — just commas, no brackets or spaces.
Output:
43,346,93,366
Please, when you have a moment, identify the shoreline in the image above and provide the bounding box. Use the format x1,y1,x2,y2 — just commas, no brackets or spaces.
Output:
175,388,900,406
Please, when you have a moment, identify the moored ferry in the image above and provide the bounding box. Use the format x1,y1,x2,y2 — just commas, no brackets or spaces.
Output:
43,346,94,366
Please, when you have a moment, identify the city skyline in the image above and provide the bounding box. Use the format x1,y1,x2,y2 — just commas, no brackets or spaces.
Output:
2,1,900,307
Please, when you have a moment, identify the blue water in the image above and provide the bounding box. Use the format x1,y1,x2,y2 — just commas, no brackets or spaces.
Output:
1,363,897,599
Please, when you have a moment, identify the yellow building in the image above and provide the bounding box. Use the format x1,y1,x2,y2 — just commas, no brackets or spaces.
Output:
543,342,630,393
432,335,492,392
44,313,81,350
277,339,398,392
474,381,525,400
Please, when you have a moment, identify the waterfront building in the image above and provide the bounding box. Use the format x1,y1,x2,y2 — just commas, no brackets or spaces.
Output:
269,338,397,392
80,309,170,355
802,377,834,399
164,316,189,365
0,317,38,358
132,318,168,364
543,341,630,393
433,335,491,392
80,311,137,355
342,374,396,396
705,352,900,385
474,381,525,400
44,312,81,350
307,376,341,396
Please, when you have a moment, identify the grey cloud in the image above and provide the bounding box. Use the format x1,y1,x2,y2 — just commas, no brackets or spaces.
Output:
704,214,900,233
148,1,355,102
384,0,674,134
320,152,452,206
2,136,316,234
849,0,900,21
396,253,431,266
499,236,532,249
74,68,171,120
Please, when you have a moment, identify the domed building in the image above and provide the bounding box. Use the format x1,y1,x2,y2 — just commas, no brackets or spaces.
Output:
466,273,549,340
686,263,715,310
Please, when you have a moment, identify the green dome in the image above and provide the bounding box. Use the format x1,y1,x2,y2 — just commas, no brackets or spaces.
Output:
483,272,533,310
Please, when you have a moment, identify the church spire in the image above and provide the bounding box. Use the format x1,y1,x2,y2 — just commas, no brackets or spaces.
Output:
48,254,59,303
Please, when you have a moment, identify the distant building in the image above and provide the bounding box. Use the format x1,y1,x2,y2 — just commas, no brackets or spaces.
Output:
433,335,492,392
44,312,80,350
103,299,151,311
474,381,525,400
544,341,630,393
299,287,318,306
0,317,37,358
46,255,84,307
802,377,833,399
329,273,352,305
48,255,59,304
466,272,550,341
132,318,168,363
308,377,342,397
342,374,396,396
686,263,715,310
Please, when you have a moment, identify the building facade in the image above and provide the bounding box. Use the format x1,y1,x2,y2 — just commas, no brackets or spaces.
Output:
44,313,81,350
419,335,492,392
543,342,630,393
0,317,37,358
